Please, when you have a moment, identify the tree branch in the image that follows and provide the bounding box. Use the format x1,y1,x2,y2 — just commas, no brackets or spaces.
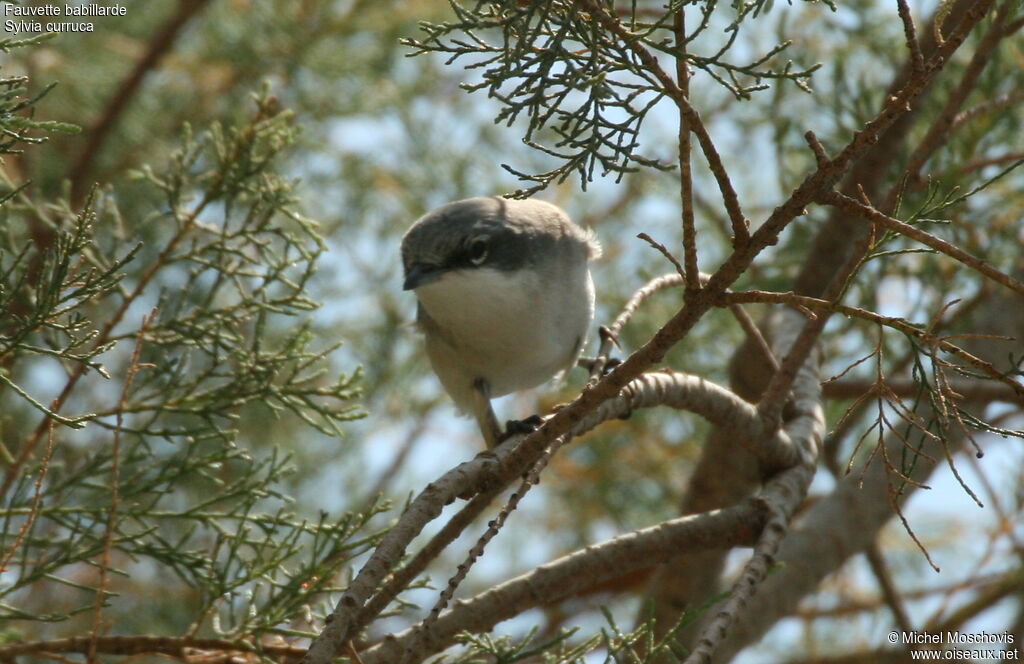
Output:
882,0,1015,213
896,0,925,72
359,491,770,663
824,376,1021,403
304,3,1000,661
793,0,984,297
823,190,1024,298
725,290,1024,403
756,207,873,427
685,308,824,663
675,8,700,289
308,367,810,664
69,0,213,201
576,0,749,246
0,636,305,661
714,284,1021,662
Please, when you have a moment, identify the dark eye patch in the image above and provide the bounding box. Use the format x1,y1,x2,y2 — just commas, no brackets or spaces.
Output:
440,226,547,273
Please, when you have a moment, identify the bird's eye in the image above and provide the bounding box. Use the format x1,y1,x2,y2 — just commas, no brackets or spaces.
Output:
469,238,489,265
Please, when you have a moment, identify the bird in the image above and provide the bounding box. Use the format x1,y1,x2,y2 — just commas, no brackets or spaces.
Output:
401,196,601,448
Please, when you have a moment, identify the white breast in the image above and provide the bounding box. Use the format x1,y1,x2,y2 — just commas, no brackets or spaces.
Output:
415,262,594,412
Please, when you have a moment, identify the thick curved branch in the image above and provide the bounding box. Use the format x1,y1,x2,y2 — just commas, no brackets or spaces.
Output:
683,305,826,664
611,371,806,472
366,351,826,664
306,369,802,664
359,478,800,664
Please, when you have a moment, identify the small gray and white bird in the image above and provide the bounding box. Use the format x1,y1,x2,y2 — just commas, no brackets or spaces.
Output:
401,196,601,448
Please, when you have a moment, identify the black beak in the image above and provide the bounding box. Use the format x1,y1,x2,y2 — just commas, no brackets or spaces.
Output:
403,263,442,291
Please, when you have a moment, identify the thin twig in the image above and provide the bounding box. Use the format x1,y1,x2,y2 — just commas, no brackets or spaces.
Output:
949,93,1024,134
823,191,1024,298
595,270,779,380
882,0,1013,213
675,6,700,289
88,309,157,663
896,0,925,72
637,233,686,282
822,285,996,472
576,0,749,246
724,290,1024,402
0,422,56,574
346,641,367,664
401,436,569,664
947,151,1024,177
756,210,875,426
804,131,830,168
1002,15,1024,36
886,470,941,571
354,486,503,632
588,273,684,381
608,274,685,338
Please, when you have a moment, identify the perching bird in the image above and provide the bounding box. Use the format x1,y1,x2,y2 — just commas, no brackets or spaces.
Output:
401,196,601,448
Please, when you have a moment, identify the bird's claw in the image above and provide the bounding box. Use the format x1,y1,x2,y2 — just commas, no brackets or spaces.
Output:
499,414,544,441
602,357,622,374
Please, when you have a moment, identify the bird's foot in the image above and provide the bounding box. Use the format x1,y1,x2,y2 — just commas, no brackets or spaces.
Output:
602,357,622,374
580,355,623,388
499,414,544,441
578,356,622,374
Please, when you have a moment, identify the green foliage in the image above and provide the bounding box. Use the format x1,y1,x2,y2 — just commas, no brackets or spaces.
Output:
2,1,1023,662
0,40,369,639
448,606,704,663
404,0,819,195
0,77,78,157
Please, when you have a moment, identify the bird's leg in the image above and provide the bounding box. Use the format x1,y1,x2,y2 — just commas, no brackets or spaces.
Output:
471,377,502,449
471,379,547,448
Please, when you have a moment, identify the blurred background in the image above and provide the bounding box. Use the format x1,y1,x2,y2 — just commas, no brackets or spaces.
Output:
1,1,1022,662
